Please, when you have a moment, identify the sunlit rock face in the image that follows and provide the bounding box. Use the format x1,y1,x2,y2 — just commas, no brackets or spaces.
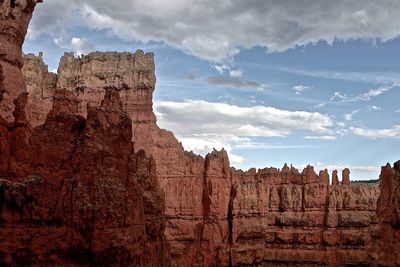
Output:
1,0,396,266
0,0,37,122
369,161,400,266
24,53,382,266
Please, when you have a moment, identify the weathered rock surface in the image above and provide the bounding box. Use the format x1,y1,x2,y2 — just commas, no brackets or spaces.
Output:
22,52,56,127
0,1,170,266
0,89,170,266
0,0,37,123
369,161,400,266
232,166,379,266
0,1,390,266
24,50,382,266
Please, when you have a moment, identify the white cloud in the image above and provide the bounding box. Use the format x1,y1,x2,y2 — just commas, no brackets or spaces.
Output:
213,64,230,75
367,105,382,111
179,136,244,164
54,37,95,56
344,109,360,121
29,0,400,62
155,100,333,139
213,64,242,77
330,92,347,101
304,135,337,141
293,85,312,95
330,83,400,103
354,83,399,101
155,100,333,165
350,125,400,138
314,102,327,109
396,109,400,113
229,69,243,78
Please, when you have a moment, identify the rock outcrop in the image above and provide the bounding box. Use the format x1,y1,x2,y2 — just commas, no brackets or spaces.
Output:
0,1,390,266
0,89,170,266
232,166,379,266
0,0,37,123
0,1,170,266
23,50,382,266
370,161,400,266
22,52,56,127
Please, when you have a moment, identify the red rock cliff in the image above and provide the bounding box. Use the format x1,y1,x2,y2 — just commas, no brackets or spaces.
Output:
0,1,170,266
23,50,382,266
0,0,37,123
370,161,400,266
0,1,385,266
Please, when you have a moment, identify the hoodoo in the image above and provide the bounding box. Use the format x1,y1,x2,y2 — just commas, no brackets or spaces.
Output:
1,1,399,266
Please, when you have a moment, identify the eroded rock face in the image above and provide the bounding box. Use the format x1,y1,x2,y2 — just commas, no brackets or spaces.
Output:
230,165,379,266
22,52,56,127
21,51,383,266
370,161,400,266
0,89,170,266
0,1,170,266
0,0,38,123
7,3,385,266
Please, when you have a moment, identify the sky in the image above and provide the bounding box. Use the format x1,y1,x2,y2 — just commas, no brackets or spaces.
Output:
23,0,400,180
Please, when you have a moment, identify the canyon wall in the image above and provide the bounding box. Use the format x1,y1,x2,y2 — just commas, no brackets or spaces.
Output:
0,1,170,266
22,51,382,266
2,1,398,266
370,161,400,266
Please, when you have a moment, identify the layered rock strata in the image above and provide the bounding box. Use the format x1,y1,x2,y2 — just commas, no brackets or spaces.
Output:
0,1,170,266
0,1,386,265
22,52,56,127
232,165,379,266
370,161,400,266
22,51,381,266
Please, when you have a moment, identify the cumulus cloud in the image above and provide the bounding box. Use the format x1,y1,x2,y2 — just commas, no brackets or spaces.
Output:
350,125,400,138
54,37,96,56
29,0,400,62
155,100,333,138
155,100,333,165
229,69,243,78
293,85,312,95
207,76,265,91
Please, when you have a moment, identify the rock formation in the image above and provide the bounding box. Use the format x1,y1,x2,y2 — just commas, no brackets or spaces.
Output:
370,161,400,266
22,52,56,127
0,1,170,266
1,0,397,266
21,51,382,266
0,0,37,123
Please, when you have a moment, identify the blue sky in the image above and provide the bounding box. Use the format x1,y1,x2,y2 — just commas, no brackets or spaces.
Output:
23,1,400,180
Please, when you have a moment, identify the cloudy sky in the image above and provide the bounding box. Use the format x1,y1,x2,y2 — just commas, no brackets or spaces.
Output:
24,0,400,180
